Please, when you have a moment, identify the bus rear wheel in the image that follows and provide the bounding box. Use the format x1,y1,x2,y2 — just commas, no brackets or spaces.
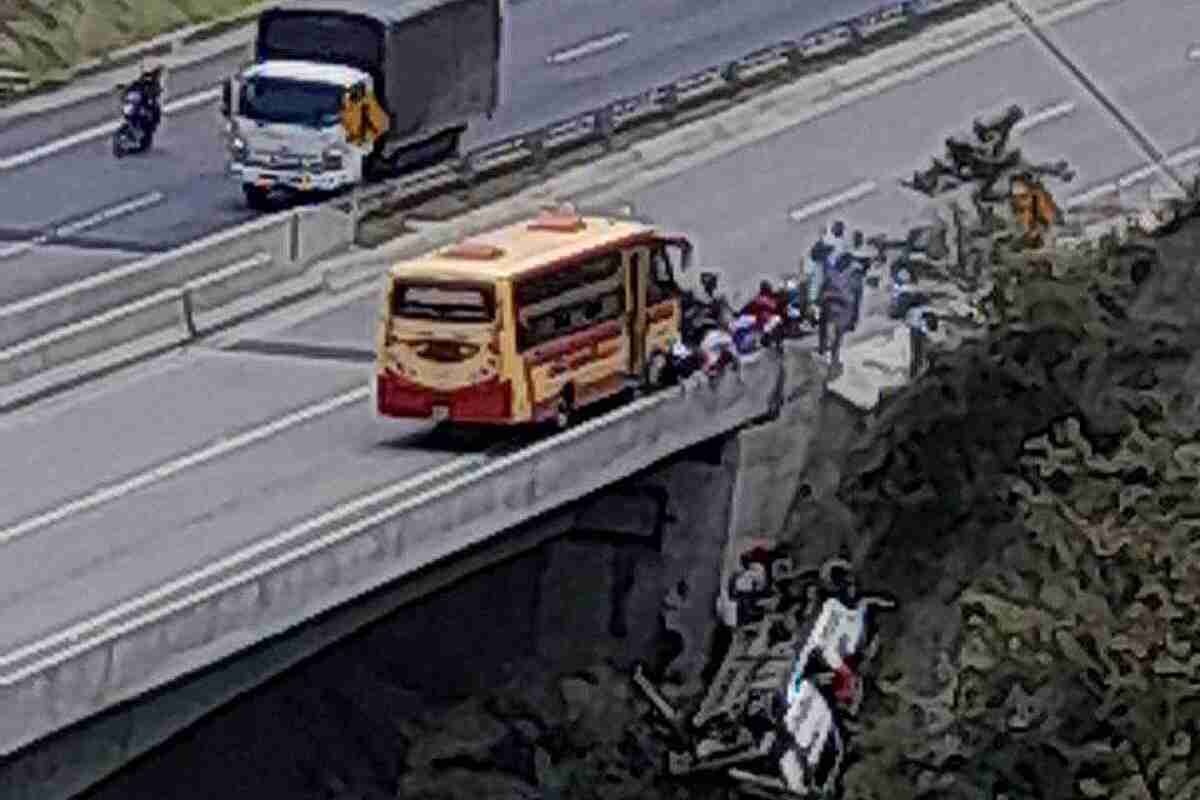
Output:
243,184,272,211
555,386,575,431
643,351,671,391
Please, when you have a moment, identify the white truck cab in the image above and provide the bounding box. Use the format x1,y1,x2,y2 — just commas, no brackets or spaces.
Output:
225,60,376,208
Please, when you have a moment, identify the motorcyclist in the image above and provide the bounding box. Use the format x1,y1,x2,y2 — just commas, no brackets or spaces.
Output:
743,280,781,328
730,280,781,352
127,60,165,132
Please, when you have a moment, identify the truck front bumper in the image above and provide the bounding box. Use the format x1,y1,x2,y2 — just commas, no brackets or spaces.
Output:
230,162,354,193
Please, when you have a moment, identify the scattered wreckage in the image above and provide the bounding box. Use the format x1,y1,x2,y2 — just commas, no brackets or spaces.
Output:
634,549,897,798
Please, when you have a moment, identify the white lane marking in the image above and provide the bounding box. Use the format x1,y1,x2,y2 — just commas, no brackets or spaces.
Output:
1012,100,1076,133
0,385,369,548
0,191,165,259
1065,142,1200,208
0,451,490,675
1166,141,1200,167
1188,43,1200,61
0,86,221,172
788,180,878,222
546,31,632,65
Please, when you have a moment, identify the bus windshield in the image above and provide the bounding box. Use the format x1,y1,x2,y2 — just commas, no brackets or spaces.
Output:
391,281,495,323
239,77,343,127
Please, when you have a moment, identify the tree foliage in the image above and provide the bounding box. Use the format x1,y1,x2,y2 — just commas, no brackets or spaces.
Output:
833,209,1200,799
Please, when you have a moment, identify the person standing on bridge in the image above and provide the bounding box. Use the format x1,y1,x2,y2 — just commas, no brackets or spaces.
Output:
806,221,846,321
818,247,854,374
846,230,875,331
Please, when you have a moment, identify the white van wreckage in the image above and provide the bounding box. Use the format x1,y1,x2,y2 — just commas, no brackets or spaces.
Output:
634,551,897,798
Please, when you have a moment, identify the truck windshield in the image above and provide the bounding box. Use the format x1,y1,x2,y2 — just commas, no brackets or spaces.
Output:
391,282,495,323
239,77,342,127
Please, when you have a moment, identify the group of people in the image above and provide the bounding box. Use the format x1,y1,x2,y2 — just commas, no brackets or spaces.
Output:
667,216,942,384
671,273,796,381
668,218,876,382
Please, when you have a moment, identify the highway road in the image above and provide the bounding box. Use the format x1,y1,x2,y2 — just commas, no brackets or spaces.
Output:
0,0,1192,711
0,0,889,308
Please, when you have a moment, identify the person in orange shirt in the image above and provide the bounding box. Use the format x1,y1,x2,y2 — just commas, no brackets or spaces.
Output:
1009,173,1059,248
341,86,390,146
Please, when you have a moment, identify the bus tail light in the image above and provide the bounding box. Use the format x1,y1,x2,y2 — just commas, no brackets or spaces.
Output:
456,379,511,420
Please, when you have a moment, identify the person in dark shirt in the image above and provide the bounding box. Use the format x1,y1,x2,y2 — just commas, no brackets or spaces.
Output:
818,251,855,372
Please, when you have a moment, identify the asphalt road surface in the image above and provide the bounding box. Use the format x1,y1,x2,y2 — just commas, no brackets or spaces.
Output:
0,0,888,308
0,0,1190,679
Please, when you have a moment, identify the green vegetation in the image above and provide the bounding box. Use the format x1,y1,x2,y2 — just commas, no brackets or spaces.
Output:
830,209,1200,797
0,0,258,89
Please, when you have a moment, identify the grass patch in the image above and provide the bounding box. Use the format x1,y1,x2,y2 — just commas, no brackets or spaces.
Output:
0,0,259,95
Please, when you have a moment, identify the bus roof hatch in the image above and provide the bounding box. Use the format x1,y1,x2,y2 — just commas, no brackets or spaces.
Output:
442,241,506,260
528,204,586,233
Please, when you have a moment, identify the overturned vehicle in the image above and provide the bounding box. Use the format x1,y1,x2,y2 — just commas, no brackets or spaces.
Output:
635,551,897,798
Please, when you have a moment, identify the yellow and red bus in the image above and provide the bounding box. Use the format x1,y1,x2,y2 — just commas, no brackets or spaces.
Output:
374,207,693,427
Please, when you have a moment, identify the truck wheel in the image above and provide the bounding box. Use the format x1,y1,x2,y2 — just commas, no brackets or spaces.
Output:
243,184,271,211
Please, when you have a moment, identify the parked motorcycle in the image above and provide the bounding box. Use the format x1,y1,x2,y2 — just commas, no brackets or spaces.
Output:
112,70,162,158
680,272,740,377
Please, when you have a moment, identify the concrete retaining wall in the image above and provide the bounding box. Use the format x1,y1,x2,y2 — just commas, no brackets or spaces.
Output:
0,348,795,762
716,343,828,623
728,341,827,542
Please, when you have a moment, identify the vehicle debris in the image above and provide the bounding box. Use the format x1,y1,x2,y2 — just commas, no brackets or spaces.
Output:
634,548,898,798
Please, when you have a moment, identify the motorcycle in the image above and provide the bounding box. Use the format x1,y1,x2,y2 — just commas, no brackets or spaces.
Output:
680,272,740,378
777,278,809,339
112,75,161,158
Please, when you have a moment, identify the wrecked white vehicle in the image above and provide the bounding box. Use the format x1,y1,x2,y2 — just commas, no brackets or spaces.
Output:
635,552,896,798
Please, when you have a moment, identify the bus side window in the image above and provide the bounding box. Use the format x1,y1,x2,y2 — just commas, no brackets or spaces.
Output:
647,247,674,305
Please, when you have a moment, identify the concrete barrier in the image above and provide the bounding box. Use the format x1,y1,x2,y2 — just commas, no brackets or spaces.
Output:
295,203,356,265
0,348,796,760
0,208,355,351
0,253,273,388
184,252,278,314
0,288,187,386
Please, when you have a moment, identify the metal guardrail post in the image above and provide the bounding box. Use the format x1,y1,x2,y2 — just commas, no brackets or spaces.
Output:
784,45,807,77
455,154,477,200
595,107,616,152
347,190,361,241
529,130,548,174
289,211,300,263
721,62,742,92
659,85,679,120
179,287,197,338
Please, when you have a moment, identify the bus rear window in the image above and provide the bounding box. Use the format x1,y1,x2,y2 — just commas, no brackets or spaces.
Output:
391,282,494,322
